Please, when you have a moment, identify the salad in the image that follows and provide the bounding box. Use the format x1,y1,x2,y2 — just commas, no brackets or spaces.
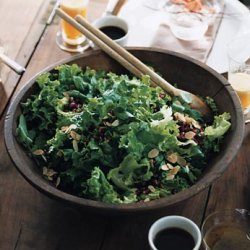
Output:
17,64,231,204
170,0,217,13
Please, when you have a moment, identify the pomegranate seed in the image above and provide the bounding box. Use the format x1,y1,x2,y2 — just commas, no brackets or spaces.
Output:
159,93,166,99
69,102,77,109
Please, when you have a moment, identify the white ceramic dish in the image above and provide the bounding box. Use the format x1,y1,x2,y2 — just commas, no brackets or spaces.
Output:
92,15,129,46
148,215,202,250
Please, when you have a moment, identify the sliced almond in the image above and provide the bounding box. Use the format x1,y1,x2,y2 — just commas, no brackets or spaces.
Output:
170,166,180,175
166,152,178,164
192,120,201,129
56,177,61,187
43,167,56,180
70,131,81,141
167,163,174,170
72,140,79,152
148,149,159,159
148,185,156,192
41,155,47,162
185,116,201,129
166,174,175,180
185,116,194,125
61,126,69,132
174,112,186,122
33,149,44,155
161,164,169,171
46,169,57,177
104,121,112,127
111,119,119,127
177,156,187,166
185,131,196,140
69,124,77,130
62,124,77,133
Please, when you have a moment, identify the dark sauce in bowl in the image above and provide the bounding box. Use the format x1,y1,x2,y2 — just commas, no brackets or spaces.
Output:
154,227,195,250
99,26,126,40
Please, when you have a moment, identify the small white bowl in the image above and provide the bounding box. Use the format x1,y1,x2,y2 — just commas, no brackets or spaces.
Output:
92,15,129,46
148,215,202,250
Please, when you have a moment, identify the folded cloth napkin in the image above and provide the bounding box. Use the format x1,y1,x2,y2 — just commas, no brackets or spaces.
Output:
151,2,225,62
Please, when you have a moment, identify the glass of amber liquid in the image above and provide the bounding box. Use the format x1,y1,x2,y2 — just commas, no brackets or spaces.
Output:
57,0,89,52
202,209,250,250
227,33,250,115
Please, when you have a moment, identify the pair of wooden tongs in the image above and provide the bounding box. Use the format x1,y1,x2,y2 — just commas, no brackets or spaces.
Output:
56,8,212,121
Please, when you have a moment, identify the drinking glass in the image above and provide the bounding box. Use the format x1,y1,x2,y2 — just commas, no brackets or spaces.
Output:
202,209,250,250
227,33,250,115
56,0,90,52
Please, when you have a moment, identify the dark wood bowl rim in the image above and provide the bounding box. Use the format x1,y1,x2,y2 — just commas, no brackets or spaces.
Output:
4,47,244,213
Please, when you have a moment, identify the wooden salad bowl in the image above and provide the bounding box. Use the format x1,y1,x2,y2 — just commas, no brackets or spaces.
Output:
4,48,244,215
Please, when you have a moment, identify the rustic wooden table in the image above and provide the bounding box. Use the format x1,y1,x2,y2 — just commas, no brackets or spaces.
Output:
0,0,249,249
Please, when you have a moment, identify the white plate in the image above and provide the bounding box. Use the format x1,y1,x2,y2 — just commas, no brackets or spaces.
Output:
119,0,250,73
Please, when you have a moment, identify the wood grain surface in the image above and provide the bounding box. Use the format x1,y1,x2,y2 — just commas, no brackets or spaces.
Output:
0,0,250,249
0,0,51,116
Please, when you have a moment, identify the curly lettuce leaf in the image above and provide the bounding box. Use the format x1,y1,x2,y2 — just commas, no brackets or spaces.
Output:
16,114,33,148
204,112,231,152
108,154,152,191
205,112,231,138
85,167,137,204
